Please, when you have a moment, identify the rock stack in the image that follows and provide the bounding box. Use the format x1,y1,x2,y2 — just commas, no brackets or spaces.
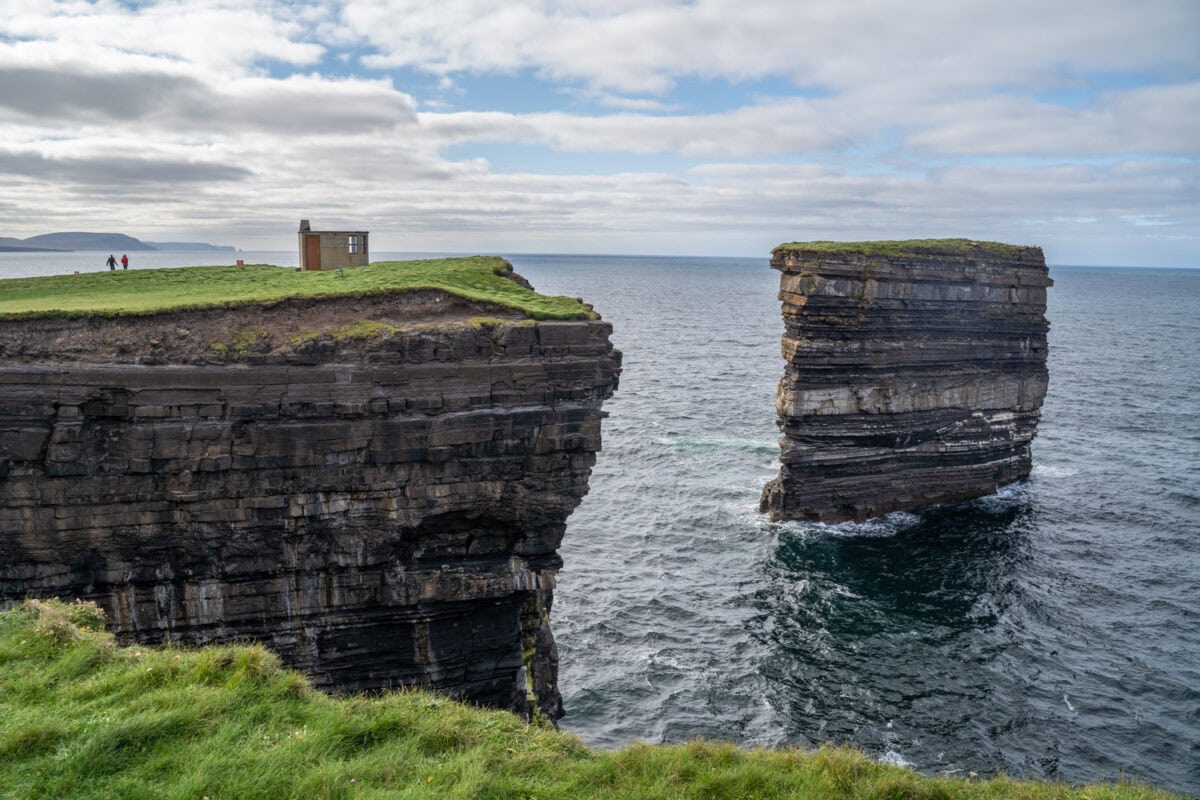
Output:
760,239,1051,523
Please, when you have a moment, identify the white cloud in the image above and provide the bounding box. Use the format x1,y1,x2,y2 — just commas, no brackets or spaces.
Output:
905,83,1200,156
0,43,418,135
417,98,854,157
1,0,324,73
340,0,1200,95
562,89,682,113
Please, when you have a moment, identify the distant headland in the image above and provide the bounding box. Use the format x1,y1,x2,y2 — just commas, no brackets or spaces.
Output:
0,232,235,252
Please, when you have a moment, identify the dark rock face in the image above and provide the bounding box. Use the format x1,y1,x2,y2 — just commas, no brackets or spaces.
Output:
0,311,619,721
760,241,1051,523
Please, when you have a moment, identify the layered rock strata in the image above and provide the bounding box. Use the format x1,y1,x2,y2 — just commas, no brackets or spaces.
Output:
0,292,619,721
760,240,1050,523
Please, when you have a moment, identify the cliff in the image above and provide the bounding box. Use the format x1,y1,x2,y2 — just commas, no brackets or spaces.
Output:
760,239,1051,523
0,263,620,721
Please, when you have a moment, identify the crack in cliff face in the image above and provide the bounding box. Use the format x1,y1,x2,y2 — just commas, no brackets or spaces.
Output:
0,303,620,722
761,242,1051,523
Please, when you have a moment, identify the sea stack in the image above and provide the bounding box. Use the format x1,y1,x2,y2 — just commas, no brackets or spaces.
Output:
760,239,1051,523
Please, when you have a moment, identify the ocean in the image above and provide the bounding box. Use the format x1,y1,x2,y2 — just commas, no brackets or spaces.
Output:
2,251,1197,794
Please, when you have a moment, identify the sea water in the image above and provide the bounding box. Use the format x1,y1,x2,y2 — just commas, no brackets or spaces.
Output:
1,251,1197,793
509,255,1200,795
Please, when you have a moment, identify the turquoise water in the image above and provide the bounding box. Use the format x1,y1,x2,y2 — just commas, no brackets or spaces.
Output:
509,255,1200,795
2,251,1197,793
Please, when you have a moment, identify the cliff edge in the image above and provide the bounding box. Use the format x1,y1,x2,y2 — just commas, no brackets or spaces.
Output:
760,239,1050,523
0,259,621,721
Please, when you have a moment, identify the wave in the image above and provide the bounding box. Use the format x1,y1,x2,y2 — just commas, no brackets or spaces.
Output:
652,434,778,454
1032,464,1079,478
776,511,925,540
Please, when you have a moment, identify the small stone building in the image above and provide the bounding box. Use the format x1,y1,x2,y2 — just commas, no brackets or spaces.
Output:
297,219,369,271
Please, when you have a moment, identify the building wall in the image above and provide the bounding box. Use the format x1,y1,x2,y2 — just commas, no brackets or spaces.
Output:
298,232,369,270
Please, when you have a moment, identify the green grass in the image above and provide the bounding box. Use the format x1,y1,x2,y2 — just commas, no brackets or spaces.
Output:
773,239,1035,259
287,320,403,349
0,600,1178,800
0,257,595,321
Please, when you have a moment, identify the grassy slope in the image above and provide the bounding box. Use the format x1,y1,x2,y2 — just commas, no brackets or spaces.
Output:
0,258,594,321
773,239,1035,259
0,601,1176,800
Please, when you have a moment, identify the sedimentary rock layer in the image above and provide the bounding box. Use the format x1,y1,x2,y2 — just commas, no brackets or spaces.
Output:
760,240,1051,523
0,299,619,721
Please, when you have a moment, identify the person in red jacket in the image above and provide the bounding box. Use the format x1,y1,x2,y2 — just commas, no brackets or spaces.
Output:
120,254,129,269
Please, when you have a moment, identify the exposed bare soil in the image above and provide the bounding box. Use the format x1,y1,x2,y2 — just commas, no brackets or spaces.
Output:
0,289,524,364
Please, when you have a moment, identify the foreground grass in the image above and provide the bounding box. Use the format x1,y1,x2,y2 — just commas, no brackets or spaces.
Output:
0,601,1176,800
0,257,594,320
773,239,1034,259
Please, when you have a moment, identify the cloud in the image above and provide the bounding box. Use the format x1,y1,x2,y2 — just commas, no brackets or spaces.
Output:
418,99,853,158
905,83,1200,156
0,149,252,186
1,0,325,72
562,89,682,113
0,44,418,135
0,64,199,120
341,0,1200,95
415,81,1200,160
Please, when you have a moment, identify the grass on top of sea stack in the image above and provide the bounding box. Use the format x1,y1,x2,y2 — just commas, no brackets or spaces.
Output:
0,257,595,321
773,239,1037,259
0,600,1179,800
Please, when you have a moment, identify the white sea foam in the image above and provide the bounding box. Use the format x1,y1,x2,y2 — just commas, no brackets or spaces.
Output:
879,750,914,768
1034,464,1080,478
808,510,924,539
968,484,1028,513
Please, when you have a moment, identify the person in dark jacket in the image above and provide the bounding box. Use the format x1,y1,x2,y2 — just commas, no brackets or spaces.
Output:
106,254,117,271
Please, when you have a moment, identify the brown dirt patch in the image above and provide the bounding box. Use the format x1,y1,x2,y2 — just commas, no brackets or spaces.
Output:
0,289,525,365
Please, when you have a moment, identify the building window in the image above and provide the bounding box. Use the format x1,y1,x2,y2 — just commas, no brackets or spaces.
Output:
348,235,360,254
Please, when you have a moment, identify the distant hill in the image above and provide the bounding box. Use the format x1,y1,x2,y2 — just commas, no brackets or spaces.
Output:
20,232,157,252
1,232,237,253
145,241,236,252
0,236,67,252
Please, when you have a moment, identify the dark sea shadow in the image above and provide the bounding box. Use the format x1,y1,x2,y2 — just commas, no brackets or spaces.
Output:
762,492,1037,629
746,491,1045,768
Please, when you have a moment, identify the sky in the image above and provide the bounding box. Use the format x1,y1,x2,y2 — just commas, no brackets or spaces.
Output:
1,1,1198,266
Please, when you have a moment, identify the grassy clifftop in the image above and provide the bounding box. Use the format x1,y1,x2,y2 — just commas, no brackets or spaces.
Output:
0,257,595,321
773,239,1037,259
0,600,1176,800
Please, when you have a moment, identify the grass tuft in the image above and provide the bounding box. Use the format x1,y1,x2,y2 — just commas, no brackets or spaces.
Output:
773,238,1037,259
329,319,397,340
0,599,1180,800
